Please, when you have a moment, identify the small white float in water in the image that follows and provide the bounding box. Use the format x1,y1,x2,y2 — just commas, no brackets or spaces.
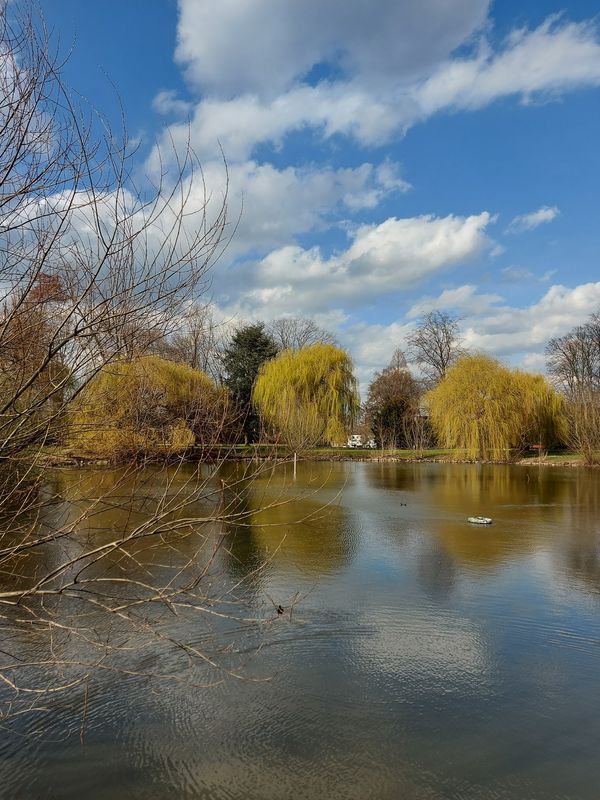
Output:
467,516,492,525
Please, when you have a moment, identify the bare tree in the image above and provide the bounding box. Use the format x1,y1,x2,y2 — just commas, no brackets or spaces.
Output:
268,316,337,351
0,4,227,467
0,4,305,720
546,313,600,463
403,408,431,457
388,348,409,372
407,310,464,385
546,315,600,393
155,303,230,382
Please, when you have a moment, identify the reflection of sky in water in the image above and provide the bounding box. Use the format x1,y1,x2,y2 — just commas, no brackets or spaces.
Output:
2,462,600,799
354,609,489,686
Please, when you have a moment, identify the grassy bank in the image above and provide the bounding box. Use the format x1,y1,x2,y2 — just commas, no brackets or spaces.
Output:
33,444,588,467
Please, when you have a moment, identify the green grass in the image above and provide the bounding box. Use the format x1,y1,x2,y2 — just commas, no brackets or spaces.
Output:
307,447,455,459
194,444,457,460
35,443,589,467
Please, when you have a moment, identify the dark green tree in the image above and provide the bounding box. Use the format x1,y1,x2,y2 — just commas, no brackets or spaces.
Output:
371,399,411,449
222,323,278,442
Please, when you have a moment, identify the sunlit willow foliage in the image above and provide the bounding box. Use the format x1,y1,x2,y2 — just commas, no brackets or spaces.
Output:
427,355,566,460
69,356,232,459
253,344,360,450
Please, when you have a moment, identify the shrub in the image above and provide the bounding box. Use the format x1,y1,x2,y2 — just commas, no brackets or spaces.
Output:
70,355,229,459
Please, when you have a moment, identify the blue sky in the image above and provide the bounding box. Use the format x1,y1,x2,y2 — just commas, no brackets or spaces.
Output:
38,0,600,387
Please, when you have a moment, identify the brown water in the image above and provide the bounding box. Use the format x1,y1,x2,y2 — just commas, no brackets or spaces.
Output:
1,461,600,799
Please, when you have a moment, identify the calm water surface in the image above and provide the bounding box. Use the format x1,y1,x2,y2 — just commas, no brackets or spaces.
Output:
1,461,600,799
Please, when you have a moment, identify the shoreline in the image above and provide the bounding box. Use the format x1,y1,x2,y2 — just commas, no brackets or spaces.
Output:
34,449,592,469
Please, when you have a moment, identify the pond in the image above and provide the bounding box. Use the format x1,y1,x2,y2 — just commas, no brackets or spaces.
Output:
1,461,600,799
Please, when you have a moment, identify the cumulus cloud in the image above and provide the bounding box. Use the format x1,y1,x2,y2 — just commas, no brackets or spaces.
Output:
147,83,410,164
415,17,600,117
505,205,560,234
407,284,502,318
206,277,600,394
175,0,489,98
153,4,600,391
172,158,410,257
159,8,600,161
340,320,415,390
217,212,494,319
462,281,600,356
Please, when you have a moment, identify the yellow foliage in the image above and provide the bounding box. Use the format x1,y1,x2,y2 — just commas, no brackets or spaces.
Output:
253,343,359,449
70,355,225,459
511,370,567,451
426,355,566,460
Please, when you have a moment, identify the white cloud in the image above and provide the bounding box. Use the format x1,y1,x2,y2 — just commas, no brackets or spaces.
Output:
207,279,600,395
340,320,415,390
158,11,600,162
332,281,600,391
462,281,600,356
501,266,535,281
154,4,600,392
415,17,600,117
505,205,560,234
170,158,410,258
522,352,547,372
407,284,502,318
501,265,558,282
147,83,409,164
175,0,489,98
218,212,494,319
152,89,192,117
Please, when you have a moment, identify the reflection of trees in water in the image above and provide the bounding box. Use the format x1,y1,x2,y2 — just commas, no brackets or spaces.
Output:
251,500,350,577
3,465,234,602
364,462,421,493
221,494,267,587
430,466,571,567
432,466,600,572
365,460,571,505
366,462,600,570
218,461,354,579
565,539,600,596
551,473,600,597
372,463,600,601
417,538,457,599
424,464,570,508
0,462,277,720
35,461,352,597
24,465,225,579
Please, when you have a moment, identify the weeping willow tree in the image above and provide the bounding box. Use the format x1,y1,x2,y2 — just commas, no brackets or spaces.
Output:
427,355,566,461
513,370,567,453
253,343,359,451
70,355,230,458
